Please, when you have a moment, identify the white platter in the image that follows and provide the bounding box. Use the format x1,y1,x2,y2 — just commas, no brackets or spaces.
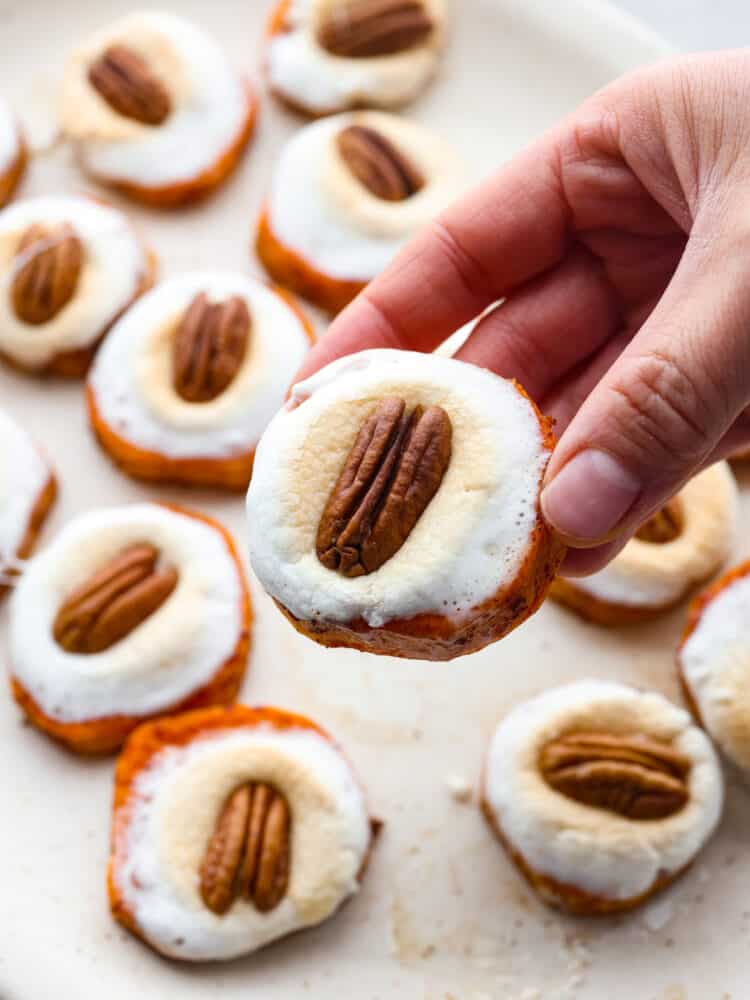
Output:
2,2,747,998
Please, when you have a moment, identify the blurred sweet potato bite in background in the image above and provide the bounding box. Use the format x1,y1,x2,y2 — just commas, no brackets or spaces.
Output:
0,409,56,599
256,111,465,314
86,271,314,491
0,195,155,377
60,11,258,207
264,0,446,117
679,559,750,776
9,503,251,754
0,98,26,207
481,681,723,916
109,705,378,961
550,463,738,625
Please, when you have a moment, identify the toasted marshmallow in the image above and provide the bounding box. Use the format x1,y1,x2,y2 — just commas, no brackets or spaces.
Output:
680,562,750,775
554,463,738,614
482,681,723,905
88,272,312,463
247,349,552,629
267,0,446,115
0,409,53,566
9,503,245,723
265,111,464,283
61,11,250,191
0,195,149,370
110,712,372,960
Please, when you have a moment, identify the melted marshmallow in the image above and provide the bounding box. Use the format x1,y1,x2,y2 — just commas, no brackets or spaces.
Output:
266,111,465,281
569,463,738,607
89,272,311,460
0,409,51,561
114,724,371,961
61,11,249,189
483,681,723,902
0,98,21,175
680,567,750,774
9,504,243,722
0,195,147,368
247,349,549,627
267,0,445,114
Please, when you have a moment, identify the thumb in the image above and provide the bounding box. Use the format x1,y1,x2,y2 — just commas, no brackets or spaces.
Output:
540,227,750,549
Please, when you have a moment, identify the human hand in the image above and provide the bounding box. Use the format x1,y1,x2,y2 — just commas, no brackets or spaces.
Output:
293,51,750,576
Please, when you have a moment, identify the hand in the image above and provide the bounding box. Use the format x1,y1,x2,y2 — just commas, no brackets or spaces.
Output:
293,52,750,576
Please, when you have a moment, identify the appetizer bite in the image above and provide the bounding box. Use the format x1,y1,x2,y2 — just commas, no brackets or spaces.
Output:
109,705,378,961
679,560,750,775
0,97,26,206
60,11,258,207
0,409,56,598
247,349,565,660
481,681,723,915
87,271,314,490
9,503,251,754
0,195,155,377
256,111,464,313
265,0,446,116
550,463,738,625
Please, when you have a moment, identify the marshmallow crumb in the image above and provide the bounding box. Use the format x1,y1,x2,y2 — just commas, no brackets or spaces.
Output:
445,774,473,804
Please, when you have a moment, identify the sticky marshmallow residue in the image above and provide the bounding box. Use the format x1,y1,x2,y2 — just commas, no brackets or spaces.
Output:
88,271,311,459
9,503,244,722
246,349,550,627
114,724,371,960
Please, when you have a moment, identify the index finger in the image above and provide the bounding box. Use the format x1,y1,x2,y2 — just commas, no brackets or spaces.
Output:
293,133,568,383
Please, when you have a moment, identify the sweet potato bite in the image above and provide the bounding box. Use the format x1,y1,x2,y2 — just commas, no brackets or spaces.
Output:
109,705,378,961
9,503,251,754
87,272,314,491
247,349,566,660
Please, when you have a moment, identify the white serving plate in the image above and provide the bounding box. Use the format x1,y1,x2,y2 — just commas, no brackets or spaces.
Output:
1,3,747,998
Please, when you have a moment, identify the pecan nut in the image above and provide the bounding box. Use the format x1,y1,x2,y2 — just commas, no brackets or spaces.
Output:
11,223,84,326
53,543,178,654
318,0,435,58
540,731,691,820
338,125,424,201
88,44,171,126
316,396,452,577
173,292,251,403
200,782,291,915
635,497,684,544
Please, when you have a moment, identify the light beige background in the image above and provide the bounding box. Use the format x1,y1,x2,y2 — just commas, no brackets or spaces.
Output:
0,2,746,999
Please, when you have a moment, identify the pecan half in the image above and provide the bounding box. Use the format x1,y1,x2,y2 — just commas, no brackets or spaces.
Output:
635,497,684,544
317,396,452,577
200,782,291,915
172,292,251,403
53,543,178,654
11,223,83,326
540,731,691,820
338,125,424,201
88,44,171,126
318,0,434,58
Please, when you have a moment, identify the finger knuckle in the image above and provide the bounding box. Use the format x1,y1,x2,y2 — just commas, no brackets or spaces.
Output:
429,219,497,304
606,349,718,467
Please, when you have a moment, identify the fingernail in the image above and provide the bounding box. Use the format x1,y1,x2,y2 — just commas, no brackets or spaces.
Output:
541,449,641,543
